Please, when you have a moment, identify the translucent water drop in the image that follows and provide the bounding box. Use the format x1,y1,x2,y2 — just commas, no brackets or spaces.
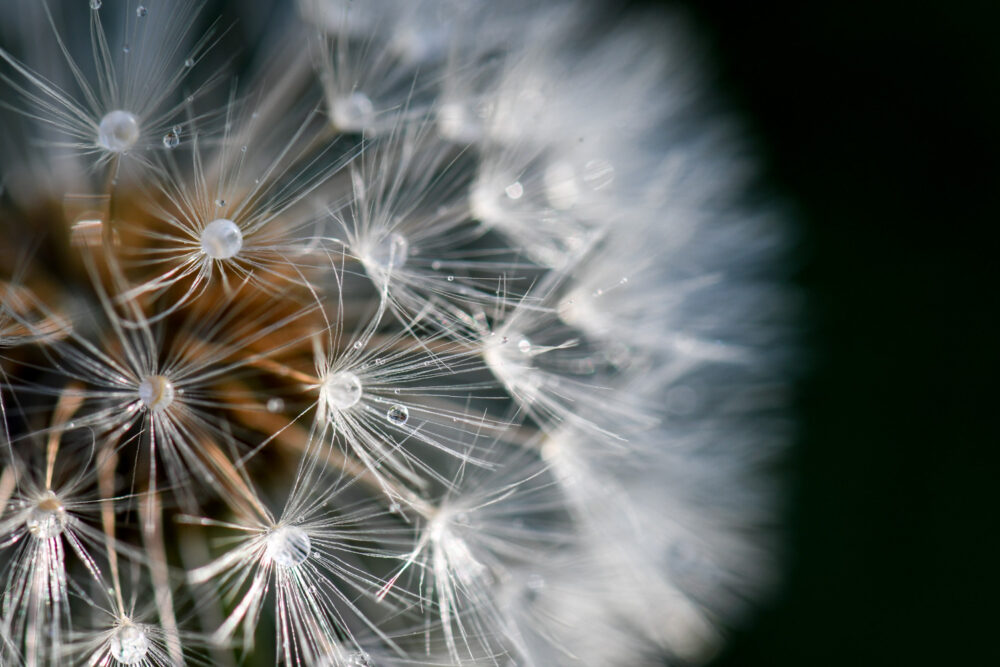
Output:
353,341,363,350
138,375,175,413
266,525,311,569
110,624,149,665
331,91,375,132
122,44,130,54
517,338,532,355
504,181,524,199
347,651,373,666
323,371,362,410
184,57,194,68
266,397,284,413
90,0,102,9
241,144,247,153
215,199,226,207
446,275,454,282
200,219,242,259
386,404,409,426
370,232,408,270
97,110,140,153
136,5,147,17
162,127,180,149
26,491,67,539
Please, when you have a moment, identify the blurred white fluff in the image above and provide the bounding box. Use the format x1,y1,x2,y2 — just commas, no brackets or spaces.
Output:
0,1,792,666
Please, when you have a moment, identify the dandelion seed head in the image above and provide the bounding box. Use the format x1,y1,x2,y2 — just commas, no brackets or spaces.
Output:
25,490,67,539
265,525,311,569
97,110,140,153
109,623,150,665
321,371,363,411
200,219,243,259
138,375,175,413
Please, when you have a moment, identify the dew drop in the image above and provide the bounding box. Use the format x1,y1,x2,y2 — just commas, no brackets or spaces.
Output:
323,371,362,411
431,260,442,270
517,338,531,355
504,181,524,200
138,375,175,413
353,341,363,350
90,0,102,9
184,57,195,68
266,397,284,413
370,232,408,270
331,91,375,132
122,44,130,54
97,110,140,153
26,491,67,539
266,525,311,569
200,219,242,259
162,127,180,149
347,651,373,667
446,275,454,282
136,5,147,17
386,404,409,426
110,624,150,665
215,199,226,207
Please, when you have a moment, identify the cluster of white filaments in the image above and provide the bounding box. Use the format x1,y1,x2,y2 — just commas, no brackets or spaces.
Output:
0,1,789,666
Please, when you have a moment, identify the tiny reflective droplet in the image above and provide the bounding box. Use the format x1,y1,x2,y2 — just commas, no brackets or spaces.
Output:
97,110,140,153
90,0,102,9
323,371,362,411
184,57,194,68
386,404,408,426
266,525,311,569
136,5,147,17
162,128,180,149
505,181,524,199
241,144,247,153
200,219,243,259
431,260,442,270
215,199,226,207
110,624,149,665
122,44,130,54
26,491,68,539
138,375,175,413
518,338,531,354
266,397,284,413
370,232,408,270
353,341,363,350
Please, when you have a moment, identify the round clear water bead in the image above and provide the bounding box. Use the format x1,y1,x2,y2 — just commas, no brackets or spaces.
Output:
26,491,67,539
331,91,375,132
323,371,362,411
110,623,150,665
266,525,311,569
162,127,180,149
138,375,175,413
386,404,409,426
136,5,147,17
90,0,102,9
97,110,140,153
200,219,243,259
371,232,408,270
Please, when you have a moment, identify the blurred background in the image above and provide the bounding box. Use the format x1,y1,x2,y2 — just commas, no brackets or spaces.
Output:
653,2,999,665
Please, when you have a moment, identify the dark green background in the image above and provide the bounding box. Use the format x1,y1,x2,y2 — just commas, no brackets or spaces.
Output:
661,2,999,665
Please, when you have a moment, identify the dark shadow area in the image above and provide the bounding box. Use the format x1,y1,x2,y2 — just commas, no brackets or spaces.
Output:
653,1,1000,665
